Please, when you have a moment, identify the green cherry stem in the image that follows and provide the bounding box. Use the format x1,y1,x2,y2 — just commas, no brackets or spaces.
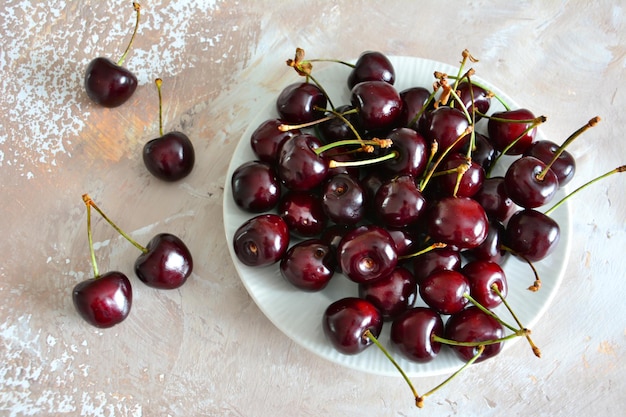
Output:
463,292,518,332
307,58,356,68
500,244,542,291
82,194,148,254
155,78,164,136
85,197,99,278
117,2,141,67
432,331,524,347
398,242,447,261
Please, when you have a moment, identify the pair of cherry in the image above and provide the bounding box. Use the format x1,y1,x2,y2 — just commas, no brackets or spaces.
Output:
83,2,194,182
72,195,193,328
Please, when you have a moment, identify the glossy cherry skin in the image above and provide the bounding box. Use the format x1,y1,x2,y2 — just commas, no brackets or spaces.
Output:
412,247,462,285
462,260,508,309
337,225,398,284
358,266,417,320
435,153,485,198
426,197,489,250
233,214,290,266
524,139,576,188
72,271,132,328
231,161,281,213
276,82,327,124
280,239,335,291
457,81,491,120
319,104,360,142
444,306,505,363
462,133,497,171
135,233,193,289
277,134,328,191
278,190,327,238
487,108,537,155
465,218,507,264
472,176,517,223
351,80,402,132
321,173,366,225
420,106,470,154
390,307,444,363
143,131,195,181
504,155,559,208
323,297,383,355
419,270,470,315
504,209,560,261
347,51,395,89
381,127,429,178
250,118,301,164
398,86,431,130
374,175,426,229
84,57,138,108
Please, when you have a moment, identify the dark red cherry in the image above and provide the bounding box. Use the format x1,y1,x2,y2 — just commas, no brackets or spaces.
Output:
504,209,560,261
351,80,402,132
318,104,360,142
143,131,195,182
374,175,426,229
337,225,398,284
321,173,366,225
276,82,327,124
412,247,461,285
487,108,538,155
504,155,559,208
461,133,497,171
420,106,470,154
381,127,429,178
462,260,508,309
277,133,329,191
426,197,488,250
231,161,281,213
435,153,485,198
419,269,470,315
280,239,335,291
323,297,383,355
465,218,507,264
456,81,491,120
358,266,417,320
524,140,576,188
134,233,193,289
472,176,517,223
84,57,138,108
250,118,301,164
72,271,132,328
387,229,420,258
390,307,444,363
278,190,328,238
398,86,431,130
233,214,290,267
347,51,395,89
444,306,505,363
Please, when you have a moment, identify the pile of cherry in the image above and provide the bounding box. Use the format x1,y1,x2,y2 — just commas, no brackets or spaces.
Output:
230,48,624,407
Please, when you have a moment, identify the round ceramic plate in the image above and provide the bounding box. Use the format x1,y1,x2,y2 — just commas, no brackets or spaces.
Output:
223,56,571,377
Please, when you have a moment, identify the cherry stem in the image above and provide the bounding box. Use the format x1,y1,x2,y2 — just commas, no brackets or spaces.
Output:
328,150,398,168
155,78,164,136
407,88,439,128
545,165,626,216
307,58,355,68
433,332,522,347
462,292,518,332
315,138,392,156
419,126,473,191
84,198,99,278
364,330,421,405
307,73,335,111
491,284,541,358
82,194,148,254
537,116,601,181
500,244,541,291
398,242,447,261
416,345,485,408
117,2,141,67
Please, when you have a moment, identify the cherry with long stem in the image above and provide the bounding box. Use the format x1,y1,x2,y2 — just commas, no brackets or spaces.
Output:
117,2,142,67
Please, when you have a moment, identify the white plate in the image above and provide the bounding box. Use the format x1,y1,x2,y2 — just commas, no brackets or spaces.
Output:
223,56,571,377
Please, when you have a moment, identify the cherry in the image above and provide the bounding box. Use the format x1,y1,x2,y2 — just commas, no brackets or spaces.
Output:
72,272,132,328
134,233,193,289
321,173,365,225
278,190,328,238
465,218,507,264
487,108,542,155
412,247,461,285
323,297,383,355
231,160,281,213
462,260,508,309
426,196,488,250
456,80,491,120
280,239,335,291
504,209,560,262
143,79,195,181
347,51,395,89
337,225,398,284
390,307,444,363
419,269,470,315
358,266,417,320
374,175,426,229
277,133,329,191
398,86,431,130
233,214,290,266
472,176,517,223
381,127,429,178
434,153,485,198
318,104,360,142
504,155,558,208
84,3,141,108
524,140,575,188
250,118,301,164
462,132,497,171
420,106,470,154
387,229,420,258
276,82,327,124
444,306,505,363
350,80,402,132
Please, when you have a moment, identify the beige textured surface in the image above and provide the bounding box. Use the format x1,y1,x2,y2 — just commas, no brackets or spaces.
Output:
1,0,625,415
